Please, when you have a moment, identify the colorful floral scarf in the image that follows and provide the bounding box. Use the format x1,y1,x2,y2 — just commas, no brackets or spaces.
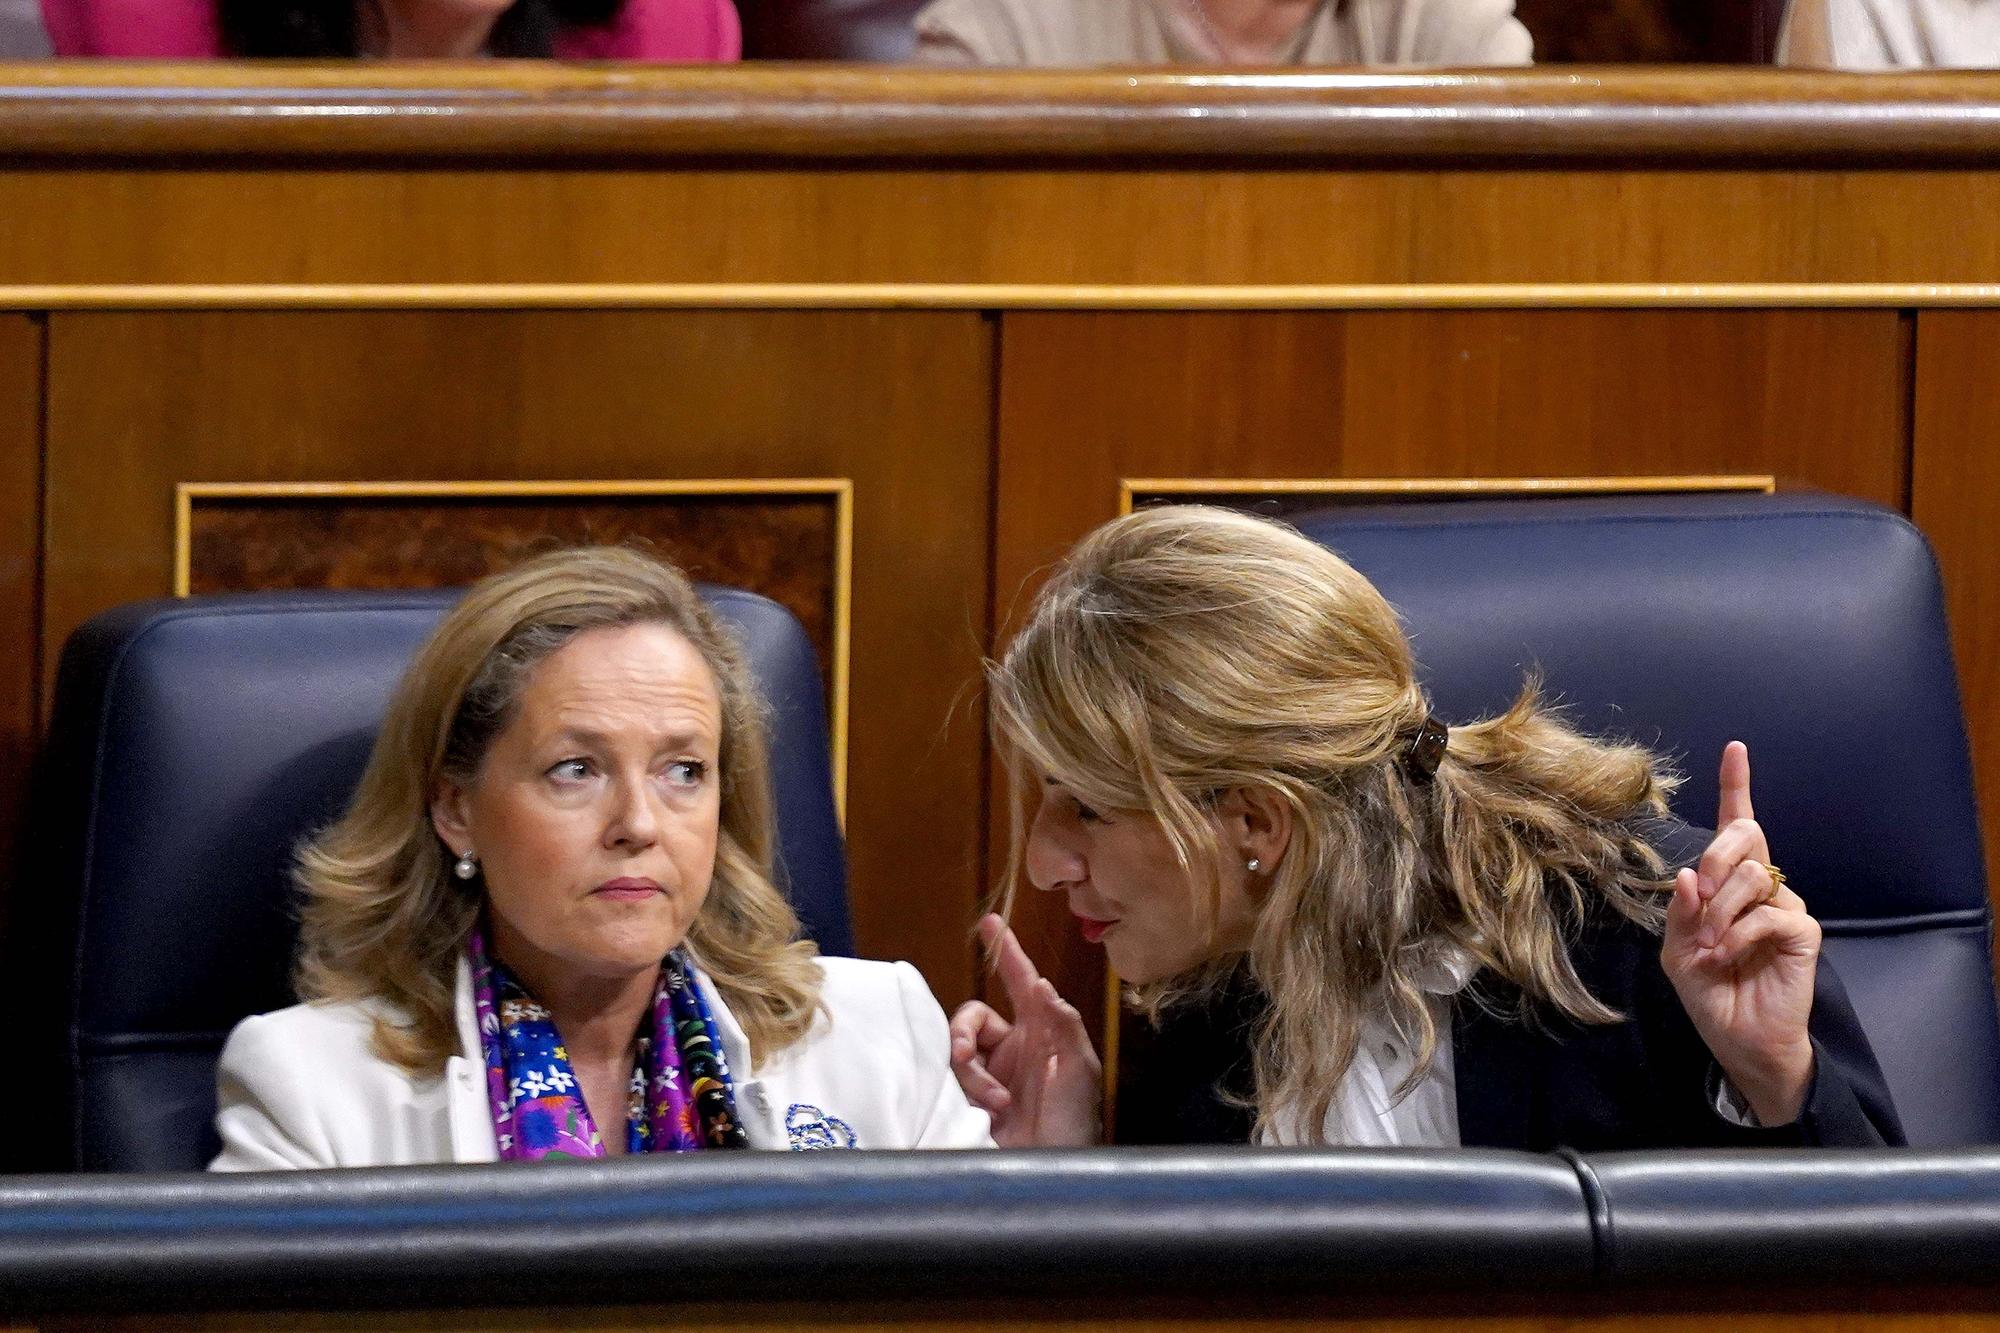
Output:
468,925,749,1160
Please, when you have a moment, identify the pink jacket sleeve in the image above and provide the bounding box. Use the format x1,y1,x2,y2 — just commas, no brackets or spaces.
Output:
554,0,741,60
42,0,222,55
45,0,738,60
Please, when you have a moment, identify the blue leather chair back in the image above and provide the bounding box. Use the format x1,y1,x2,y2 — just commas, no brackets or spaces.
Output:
33,586,851,1172
1288,491,2000,1147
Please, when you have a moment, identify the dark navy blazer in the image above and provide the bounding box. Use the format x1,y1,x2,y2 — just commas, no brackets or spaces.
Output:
1118,819,1906,1151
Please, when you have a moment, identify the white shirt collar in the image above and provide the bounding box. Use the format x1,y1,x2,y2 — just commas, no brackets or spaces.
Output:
1411,943,1479,998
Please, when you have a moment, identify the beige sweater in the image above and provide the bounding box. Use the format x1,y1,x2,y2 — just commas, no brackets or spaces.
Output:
913,0,1532,66
1778,0,2000,67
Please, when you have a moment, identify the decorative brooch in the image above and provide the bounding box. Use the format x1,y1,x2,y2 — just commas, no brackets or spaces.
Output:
785,1103,858,1151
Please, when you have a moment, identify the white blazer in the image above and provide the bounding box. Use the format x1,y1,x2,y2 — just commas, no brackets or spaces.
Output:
210,956,992,1169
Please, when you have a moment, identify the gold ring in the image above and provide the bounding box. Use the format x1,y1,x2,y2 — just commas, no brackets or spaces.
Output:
1756,861,1787,900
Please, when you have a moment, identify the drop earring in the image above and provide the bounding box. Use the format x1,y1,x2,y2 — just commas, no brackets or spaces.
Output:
453,851,479,881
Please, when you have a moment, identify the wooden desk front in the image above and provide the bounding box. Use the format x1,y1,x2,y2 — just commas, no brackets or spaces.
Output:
2,64,1998,1040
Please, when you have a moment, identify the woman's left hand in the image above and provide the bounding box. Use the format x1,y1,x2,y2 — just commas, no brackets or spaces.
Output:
1660,741,1821,1126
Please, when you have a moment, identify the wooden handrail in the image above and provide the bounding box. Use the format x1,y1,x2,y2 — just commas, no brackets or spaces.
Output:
4,64,2000,163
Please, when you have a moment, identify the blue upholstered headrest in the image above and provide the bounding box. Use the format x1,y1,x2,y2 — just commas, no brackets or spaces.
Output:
1291,492,1982,923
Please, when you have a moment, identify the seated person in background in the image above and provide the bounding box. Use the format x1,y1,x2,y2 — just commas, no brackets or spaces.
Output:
1778,0,1999,67
914,0,1531,66
211,546,988,1169
952,505,1902,1150
0,0,50,56
42,0,738,58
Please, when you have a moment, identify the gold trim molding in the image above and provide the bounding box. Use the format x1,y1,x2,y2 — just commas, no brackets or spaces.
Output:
11,283,2000,312
1120,473,1778,514
174,478,855,820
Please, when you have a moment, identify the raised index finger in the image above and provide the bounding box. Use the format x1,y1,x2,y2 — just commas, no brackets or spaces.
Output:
1717,740,1755,829
978,912,1048,1014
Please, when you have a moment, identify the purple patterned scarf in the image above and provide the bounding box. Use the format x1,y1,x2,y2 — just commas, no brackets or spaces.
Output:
467,924,748,1160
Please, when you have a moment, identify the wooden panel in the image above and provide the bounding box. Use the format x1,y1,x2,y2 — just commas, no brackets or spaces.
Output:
9,171,2000,290
42,310,992,1008
1333,310,1909,489
993,308,1910,1038
185,490,842,708
1913,311,2000,889
0,314,38,922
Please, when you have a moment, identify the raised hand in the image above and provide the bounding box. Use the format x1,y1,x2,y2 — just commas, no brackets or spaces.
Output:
1660,741,1821,1125
948,914,1103,1147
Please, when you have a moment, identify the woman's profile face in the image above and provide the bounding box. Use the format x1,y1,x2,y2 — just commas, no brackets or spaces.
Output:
1026,778,1260,985
432,622,723,986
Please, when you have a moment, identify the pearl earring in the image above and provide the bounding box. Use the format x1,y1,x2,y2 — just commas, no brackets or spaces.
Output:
453,852,478,880
1246,858,1262,873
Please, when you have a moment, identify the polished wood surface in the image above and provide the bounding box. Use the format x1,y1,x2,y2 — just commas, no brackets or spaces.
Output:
1913,311,2000,884
0,315,38,929
10,284,2000,310
40,310,992,1006
993,309,1912,1033
9,66,2000,163
14,171,2000,291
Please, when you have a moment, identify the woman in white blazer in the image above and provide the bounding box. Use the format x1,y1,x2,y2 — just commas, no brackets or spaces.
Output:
210,546,989,1170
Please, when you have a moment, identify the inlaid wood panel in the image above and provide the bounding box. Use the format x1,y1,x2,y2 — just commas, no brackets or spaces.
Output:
1913,311,2000,888
8,170,2000,289
183,489,843,710
0,314,38,927
992,308,1911,1038
42,310,992,1007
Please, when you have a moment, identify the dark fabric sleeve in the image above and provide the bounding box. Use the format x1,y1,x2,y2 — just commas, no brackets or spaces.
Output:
1112,968,1261,1146
1792,958,1906,1146
1128,816,1905,1151
1633,817,1904,1148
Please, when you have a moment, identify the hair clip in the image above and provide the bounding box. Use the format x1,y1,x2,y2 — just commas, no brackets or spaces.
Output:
1402,715,1449,784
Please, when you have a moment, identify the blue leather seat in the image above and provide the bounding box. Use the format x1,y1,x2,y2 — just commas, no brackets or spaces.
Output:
1290,490,2000,1148
29,586,851,1173
0,1149,1598,1311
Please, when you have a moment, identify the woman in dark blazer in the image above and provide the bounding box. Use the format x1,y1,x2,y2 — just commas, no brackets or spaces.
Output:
951,505,1900,1151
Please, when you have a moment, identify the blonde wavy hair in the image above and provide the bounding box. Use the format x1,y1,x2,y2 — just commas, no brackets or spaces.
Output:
294,545,823,1076
989,505,1679,1143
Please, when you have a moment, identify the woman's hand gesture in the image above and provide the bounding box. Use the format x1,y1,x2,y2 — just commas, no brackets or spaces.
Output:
948,914,1103,1147
1660,741,1821,1126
